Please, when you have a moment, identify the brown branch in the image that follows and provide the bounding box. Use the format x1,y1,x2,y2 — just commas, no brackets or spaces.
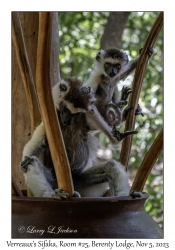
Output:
35,12,74,196
12,175,23,197
119,12,163,169
100,12,130,49
130,128,163,192
12,12,41,132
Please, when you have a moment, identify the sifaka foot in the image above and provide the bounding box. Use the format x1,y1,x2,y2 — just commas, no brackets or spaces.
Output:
81,86,91,94
139,47,154,57
135,104,144,117
130,190,144,199
120,86,133,101
112,127,138,141
123,106,134,119
51,188,69,200
20,156,34,173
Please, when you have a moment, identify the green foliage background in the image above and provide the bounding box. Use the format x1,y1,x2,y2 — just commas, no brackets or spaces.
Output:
58,12,163,228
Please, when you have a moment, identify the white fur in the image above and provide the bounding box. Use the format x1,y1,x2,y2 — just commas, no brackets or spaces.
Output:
103,57,121,64
77,160,130,197
77,182,110,197
84,50,105,88
83,133,99,171
64,101,86,114
52,80,70,109
23,81,66,159
52,82,61,109
97,160,130,196
23,157,54,197
23,156,69,199
22,122,45,160
112,161,130,196
84,66,104,88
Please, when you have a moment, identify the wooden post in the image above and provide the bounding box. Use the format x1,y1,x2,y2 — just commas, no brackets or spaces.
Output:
12,12,41,132
12,175,23,197
12,12,41,193
35,12,74,196
119,12,163,169
130,128,163,192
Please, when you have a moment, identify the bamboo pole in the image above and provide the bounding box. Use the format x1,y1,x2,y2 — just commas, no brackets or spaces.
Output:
12,12,41,132
35,12,74,196
130,128,163,192
119,12,163,169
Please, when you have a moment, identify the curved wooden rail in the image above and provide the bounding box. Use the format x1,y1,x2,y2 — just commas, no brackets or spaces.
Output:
119,12,163,169
12,12,41,132
35,12,74,196
130,128,163,192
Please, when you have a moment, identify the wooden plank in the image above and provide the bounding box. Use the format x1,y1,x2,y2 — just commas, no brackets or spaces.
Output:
12,12,41,132
12,175,23,197
12,12,40,191
35,12,74,196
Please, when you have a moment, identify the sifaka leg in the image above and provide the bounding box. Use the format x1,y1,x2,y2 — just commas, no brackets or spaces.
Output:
74,160,130,197
20,156,69,199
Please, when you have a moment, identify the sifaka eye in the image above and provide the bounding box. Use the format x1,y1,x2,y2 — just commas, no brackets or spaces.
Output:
104,63,110,68
116,64,121,70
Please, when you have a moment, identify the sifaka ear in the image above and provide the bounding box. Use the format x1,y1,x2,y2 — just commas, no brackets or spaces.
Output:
96,50,101,62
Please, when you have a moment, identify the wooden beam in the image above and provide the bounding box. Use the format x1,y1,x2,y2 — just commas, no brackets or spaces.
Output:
35,12,74,196
119,12,163,169
12,12,41,132
130,128,163,192
12,175,23,197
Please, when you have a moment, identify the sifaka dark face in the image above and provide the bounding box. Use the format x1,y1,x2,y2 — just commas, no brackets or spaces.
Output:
96,48,129,78
104,62,121,78
60,78,95,113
